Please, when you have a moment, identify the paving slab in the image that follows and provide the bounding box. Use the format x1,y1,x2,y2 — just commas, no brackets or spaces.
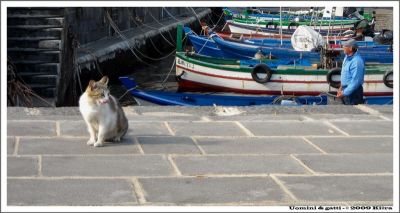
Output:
58,121,90,136
277,175,393,201
168,121,247,136
60,121,172,136
240,121,344,136
41,155,174,177
7,121,56,136
137,136,201,154
305,137,393,153
126,114,202,122
196,137,322,154
7,137,15,155
127,122,172,136
330,121,393,135
173,155,308,175
138,177,290,204
7,156,39,177
294,154,393,173
18,136,141,155
7,179,136,205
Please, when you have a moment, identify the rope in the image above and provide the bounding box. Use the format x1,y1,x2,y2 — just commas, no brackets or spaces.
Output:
161,58,177,89
162,7,181,22
106,12,156,67
146,10,177,46
118,86,137,101
188,7,203,26
106,11,175,63
127,9,170,54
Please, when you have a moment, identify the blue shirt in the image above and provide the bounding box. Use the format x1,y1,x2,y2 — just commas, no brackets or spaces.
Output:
340,51,365,96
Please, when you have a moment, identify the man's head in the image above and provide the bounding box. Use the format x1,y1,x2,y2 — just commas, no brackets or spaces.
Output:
342,39,358,56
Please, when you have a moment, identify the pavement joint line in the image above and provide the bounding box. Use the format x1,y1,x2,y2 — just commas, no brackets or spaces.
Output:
379,115,392,121
133,137,145,155
234,121,255,137
12,153,392,157
13,136,20,156
201,116,212,121
131,178,147,205
323,121,350,136
55,121,60,136
190,136,207,155
290,154,316,175
7,172,393,180
38,155,43,177
301,115,314,121
191,135,393,139
164,122,175,136
355,105,382,115
270,174,299,202
167,155,183,176
272,173,393,177
14,135,392,139
301,137,328,154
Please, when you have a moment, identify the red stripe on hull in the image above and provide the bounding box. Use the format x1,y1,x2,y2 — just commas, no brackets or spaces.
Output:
178,79,393,96
177,65,386,84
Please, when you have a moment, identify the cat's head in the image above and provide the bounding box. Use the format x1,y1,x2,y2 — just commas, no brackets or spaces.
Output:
86,76,110,105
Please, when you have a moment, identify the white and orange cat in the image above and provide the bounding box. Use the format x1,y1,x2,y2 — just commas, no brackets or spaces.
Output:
79,76,128,147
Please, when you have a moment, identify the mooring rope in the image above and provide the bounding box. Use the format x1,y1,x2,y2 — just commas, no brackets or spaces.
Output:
146,9,177,46
127,9,171,54
106,11,175,64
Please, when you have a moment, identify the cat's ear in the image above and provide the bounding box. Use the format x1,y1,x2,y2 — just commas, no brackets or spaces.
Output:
99,76,109,86
88,80,96,91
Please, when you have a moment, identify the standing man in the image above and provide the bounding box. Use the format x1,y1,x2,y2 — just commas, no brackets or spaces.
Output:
336,39,365,105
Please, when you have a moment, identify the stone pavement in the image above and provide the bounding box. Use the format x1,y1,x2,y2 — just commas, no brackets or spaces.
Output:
6,105,394,206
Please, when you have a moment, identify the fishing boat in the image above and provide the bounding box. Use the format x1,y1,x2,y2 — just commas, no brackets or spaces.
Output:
223,8,367,22
119,77,327,106
184,27,314,65
185,27,393,64
230,17,357,31
175,51,393,96
226,20,352,37
119,77,392,106
210,32,393,63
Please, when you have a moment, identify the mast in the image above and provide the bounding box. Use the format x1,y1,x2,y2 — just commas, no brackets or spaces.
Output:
280,6,283,46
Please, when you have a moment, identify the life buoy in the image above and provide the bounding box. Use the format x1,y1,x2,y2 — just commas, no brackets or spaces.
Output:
288,22,299,30
326,68,341,89
383,70,393,88
266,22,277,29
251,64,272,84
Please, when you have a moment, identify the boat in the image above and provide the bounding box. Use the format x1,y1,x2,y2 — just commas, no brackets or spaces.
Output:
223,8,368,22
175,51,393,96
120,77,392,106
226,20,352,37
229,17,358,31
119,76,327,106
184,27,314,66
185,28,393,64
210,32,393,64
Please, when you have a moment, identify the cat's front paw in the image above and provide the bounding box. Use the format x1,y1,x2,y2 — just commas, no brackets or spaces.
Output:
94,142,104,147
87,139,95,146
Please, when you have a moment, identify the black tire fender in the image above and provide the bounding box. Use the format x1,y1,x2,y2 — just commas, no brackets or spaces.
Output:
288,22,299,29
266,22,277,29
251,64,272,84
383,70,393,88
326,68,341,89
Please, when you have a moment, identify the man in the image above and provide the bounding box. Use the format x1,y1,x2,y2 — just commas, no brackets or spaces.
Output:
336,39,365,105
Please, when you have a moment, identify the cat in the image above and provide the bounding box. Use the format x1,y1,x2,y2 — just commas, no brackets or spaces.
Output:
79,76,128,147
